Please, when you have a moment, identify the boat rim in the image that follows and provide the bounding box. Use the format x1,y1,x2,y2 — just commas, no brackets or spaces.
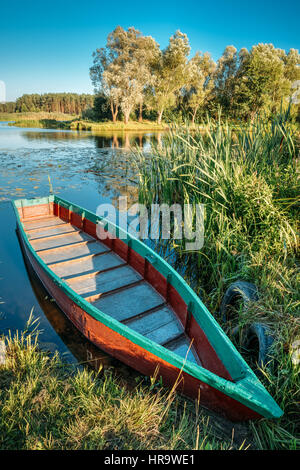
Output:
12,194,284,419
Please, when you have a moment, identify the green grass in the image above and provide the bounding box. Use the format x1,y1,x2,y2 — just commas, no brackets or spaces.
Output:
0,327,248,450
1,112,167,132
135,111,300,449
0,112,78,122
68,119,167,132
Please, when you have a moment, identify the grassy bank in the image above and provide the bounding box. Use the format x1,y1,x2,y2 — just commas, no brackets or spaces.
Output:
68,120,167,132
1,112,167,132
135,112,300,449
0,329,249,450
0,111,79,122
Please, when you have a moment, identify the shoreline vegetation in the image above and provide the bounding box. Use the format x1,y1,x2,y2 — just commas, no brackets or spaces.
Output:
135,111,300,450
0,112,168,132
0,23,299,451
0,327,249,450
0,112,299,450
2,112,298,134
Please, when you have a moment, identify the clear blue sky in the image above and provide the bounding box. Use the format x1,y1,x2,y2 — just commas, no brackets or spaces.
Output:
1,0,299,101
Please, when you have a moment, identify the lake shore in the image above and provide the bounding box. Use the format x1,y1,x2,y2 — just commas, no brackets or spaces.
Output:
0,115,299,451
0,112,168,132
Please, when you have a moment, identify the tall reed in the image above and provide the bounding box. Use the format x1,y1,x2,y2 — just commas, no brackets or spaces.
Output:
135,112,299,449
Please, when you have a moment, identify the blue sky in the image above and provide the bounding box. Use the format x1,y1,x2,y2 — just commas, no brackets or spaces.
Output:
1,0,299,101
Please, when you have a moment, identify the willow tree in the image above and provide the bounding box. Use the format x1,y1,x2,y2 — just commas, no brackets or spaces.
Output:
147,31,191,124
90,46,121,122
90,26,159,124
184,52,216,123
133,34,160,121
214,45,239,116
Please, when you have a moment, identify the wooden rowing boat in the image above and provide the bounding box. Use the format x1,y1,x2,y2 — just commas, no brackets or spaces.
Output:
13,195,283,421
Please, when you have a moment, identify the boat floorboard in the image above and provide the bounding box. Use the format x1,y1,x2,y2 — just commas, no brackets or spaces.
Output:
38,240,109,264
28,224,78,240
22,214,200,365
167,335,199,364
23,216,66,231
91,282,165,322
52,251,125,279
67,264,142,298
31,231,93,251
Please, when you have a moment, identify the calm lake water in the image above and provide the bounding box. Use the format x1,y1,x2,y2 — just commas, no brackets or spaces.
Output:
0,122,166,372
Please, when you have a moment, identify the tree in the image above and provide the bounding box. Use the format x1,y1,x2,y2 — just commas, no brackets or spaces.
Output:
90,26,160,124
234,44,299,120
133,34,160,122
183,52,216,123
146,30,191,124
14,93,94,115
90,44,120,122
283,48,300,118
213,46,239,116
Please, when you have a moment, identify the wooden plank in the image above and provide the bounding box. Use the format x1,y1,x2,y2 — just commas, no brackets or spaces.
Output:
25,222,71,234
125,304,176,335
30,229,81,242
27,224,78,240
68,265,142,298
145,319,183,345
92,282,164,323
53,251,125,280
22,216,66,231
30,231,93,251
36,239,95,254
39,240,109,265
84,279,144,303
48,249,111,268
166,335,199,365
66,262,127,283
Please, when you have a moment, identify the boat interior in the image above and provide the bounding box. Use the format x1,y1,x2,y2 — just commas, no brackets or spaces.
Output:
22,214,200,365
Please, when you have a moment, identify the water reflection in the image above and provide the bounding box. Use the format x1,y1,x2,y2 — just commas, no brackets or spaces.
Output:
0,122,167,368
18,128,164,152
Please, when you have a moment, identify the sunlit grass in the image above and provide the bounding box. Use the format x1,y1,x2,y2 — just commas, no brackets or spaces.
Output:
0,328,242,450
1,113,167,131
0,112,78,122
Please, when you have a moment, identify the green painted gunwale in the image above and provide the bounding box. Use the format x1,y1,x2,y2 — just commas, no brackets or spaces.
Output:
13,195,283,419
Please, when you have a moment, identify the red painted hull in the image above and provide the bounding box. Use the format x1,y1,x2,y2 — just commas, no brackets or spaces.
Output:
18,223,261,422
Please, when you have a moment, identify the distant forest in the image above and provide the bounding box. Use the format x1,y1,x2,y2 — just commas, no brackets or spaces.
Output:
0,93,94,115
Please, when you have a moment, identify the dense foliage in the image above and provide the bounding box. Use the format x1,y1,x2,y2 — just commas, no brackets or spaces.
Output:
90,27,300,123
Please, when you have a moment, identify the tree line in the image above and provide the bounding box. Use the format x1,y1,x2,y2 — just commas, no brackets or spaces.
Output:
0,93,94,115
90,26,300,123
1,28,299,124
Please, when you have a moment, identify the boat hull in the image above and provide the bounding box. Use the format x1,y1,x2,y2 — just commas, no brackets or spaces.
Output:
17,225,261,422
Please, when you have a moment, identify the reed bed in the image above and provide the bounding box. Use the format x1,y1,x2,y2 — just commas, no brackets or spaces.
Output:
135,111,300,449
